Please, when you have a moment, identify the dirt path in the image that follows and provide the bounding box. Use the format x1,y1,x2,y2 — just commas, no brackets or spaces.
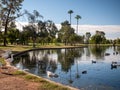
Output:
0,66,40,90
0,50,40,90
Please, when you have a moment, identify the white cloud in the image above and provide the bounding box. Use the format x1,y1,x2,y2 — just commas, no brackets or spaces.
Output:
15,22,120,39
15,22,29,30
55,24,120,39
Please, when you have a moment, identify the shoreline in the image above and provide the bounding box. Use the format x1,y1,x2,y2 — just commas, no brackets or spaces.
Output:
0,46,80,90
5,60,79,90
13,45,87,57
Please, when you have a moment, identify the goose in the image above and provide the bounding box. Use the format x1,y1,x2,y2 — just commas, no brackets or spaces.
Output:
46,70,54,77
46,70,58,78
23,68,29,71
2,53,9,59
7,54,14,63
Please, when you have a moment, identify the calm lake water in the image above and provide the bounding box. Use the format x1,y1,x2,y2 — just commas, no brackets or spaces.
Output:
12,46,120,90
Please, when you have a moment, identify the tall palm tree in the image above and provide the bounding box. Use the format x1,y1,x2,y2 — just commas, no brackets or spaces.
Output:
68,10,74,25
75,15,81,34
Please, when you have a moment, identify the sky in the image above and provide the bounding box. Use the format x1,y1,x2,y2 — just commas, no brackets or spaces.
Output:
20,0,120,25
16,0,120,39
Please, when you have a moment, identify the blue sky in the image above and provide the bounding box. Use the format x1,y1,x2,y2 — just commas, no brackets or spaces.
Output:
16,0,120,39
20,0,120,25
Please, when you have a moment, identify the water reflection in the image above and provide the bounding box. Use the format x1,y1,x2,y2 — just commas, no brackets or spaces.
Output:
90,46,108,60
12,46,120,90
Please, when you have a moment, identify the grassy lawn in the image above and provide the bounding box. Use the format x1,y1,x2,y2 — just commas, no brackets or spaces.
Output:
0,45,33,52
0,44,119,53
0,43,86,52
0,57,6,66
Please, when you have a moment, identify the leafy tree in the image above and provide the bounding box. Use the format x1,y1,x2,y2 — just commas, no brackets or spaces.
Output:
58,21,75,45
0,0,24,46
75,15,81,34
85,32,91,44
45,20,58,43
37,20,58,44
7,22,20,44
91,34,102,44
90,31,106,44
25,10,43,47
22,25,36,45
116,38,120,44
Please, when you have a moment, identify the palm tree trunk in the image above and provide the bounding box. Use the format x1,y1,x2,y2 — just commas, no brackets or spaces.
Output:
77,19,78,34
70,14,71,25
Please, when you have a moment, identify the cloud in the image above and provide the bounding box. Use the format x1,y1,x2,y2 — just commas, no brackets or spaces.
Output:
15,22,120,39
15,22,29,30
55,24,120,39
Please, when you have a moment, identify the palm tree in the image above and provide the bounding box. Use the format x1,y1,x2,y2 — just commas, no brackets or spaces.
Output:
75,15,81,34
68,10,74,25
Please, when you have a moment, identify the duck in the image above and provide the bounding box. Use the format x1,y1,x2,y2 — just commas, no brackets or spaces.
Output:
112,61,117,64
116,52,118,55
105,53,110,56
92,60,96,63
82,70,87,74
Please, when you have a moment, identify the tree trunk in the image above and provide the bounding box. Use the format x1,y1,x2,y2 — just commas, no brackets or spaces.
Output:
3,8,11,46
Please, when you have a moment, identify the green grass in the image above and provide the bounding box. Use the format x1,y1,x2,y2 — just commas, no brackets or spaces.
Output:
13,70,26,75
24,74,70,90
0,58,6,66
41,82,70,90
0,45,33,52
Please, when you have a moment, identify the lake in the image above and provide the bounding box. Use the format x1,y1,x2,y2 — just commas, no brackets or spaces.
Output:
12,46,120,90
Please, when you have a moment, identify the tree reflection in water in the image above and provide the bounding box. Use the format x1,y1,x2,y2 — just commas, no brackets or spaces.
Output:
57,48,84,83
13,50,58,75
90,46,109,60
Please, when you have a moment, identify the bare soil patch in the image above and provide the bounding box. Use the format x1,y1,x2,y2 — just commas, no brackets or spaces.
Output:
0,66,40,90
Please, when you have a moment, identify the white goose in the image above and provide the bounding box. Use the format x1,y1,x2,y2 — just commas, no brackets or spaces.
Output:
7,54,14,63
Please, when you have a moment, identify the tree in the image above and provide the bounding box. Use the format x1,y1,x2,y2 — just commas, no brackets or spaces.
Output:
45,20,58,43
90,31,106,44
116,38,120,44
23,25,36,45
75,15,81,34
68,10,73,25
0,30,3,44
0,0,24,46
7,22,20,44
58,20,75,45
85,32,91,44
25,10,43,47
